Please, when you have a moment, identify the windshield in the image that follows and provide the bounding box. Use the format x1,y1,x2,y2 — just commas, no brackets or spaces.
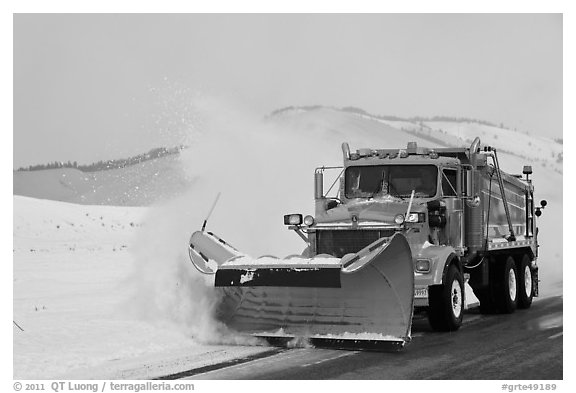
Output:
345,165,438,198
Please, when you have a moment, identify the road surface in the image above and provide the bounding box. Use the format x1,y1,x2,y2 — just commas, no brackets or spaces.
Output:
162,296,562,380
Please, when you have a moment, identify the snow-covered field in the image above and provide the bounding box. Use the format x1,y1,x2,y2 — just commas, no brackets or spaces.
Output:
13,196,270,379
13,105,563,379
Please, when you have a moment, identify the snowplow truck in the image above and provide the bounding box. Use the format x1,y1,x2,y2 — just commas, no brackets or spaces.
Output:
188,137,545,350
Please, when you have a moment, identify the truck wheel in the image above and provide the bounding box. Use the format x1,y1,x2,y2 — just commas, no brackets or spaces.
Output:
495,256,518,313
517,254,533,309
428,264,464,331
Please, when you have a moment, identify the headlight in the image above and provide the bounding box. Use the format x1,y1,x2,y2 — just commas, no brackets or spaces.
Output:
303,215,315,226
283,214,303,225
405,212,425,223
415,259,431,273
405,213,419,223
394,214,405,224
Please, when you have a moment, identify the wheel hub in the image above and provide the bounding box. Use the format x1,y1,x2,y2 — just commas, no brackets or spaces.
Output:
508,268,517,301
451,280,462,318
524,266,532,298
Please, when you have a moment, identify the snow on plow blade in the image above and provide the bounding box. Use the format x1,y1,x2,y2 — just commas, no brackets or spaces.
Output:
188,231,414,349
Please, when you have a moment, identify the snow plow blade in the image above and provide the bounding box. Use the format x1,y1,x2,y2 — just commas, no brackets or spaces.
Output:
188,231,414,348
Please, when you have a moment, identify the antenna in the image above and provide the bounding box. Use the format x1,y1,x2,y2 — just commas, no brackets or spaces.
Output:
201,192,221,232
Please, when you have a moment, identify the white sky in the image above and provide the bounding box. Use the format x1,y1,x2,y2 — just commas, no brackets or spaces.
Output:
13,13,562,167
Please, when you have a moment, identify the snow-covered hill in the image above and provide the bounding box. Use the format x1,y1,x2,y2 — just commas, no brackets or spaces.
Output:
13,154,192,206
304,108,562,174
377,117,562,174
14,107,562,207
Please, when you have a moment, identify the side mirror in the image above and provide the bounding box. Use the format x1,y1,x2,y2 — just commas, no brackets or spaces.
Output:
535,200,547,217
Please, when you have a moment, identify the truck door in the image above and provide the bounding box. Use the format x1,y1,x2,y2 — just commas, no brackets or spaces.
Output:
442,168,464,250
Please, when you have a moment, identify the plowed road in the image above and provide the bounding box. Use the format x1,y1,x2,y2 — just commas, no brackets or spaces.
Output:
169,296,562,380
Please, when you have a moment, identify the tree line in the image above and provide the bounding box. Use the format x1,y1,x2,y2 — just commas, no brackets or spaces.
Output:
16,145,184,173
269,105,502,129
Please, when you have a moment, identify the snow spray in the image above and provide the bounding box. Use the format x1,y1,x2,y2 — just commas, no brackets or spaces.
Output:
124,94,334,345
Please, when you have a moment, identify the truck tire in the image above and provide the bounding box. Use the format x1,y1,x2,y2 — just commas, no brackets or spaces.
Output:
428,264,464,331
494,256,518,313
517,254,533,309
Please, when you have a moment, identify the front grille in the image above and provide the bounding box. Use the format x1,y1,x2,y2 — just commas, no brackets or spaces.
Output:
316,229,395,258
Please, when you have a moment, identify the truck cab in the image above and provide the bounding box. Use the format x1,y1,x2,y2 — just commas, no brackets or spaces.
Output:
304,147,463,309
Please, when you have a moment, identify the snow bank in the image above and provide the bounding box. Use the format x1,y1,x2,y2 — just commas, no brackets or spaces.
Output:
12,196,268,379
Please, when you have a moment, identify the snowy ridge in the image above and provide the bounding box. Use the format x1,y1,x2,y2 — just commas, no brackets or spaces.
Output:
13,154,192,206
14,106,562,208
273,106,562,174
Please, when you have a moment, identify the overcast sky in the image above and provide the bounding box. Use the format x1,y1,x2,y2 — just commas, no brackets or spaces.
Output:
13,13,562,168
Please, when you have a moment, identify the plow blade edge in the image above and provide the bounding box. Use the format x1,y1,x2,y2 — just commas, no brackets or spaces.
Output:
188,231,414,348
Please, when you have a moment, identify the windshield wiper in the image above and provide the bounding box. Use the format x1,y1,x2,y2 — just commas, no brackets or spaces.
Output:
367,178,383,199
388,182,406,201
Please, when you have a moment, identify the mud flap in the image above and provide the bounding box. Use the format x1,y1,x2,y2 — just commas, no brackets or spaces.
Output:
188,231,415,347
